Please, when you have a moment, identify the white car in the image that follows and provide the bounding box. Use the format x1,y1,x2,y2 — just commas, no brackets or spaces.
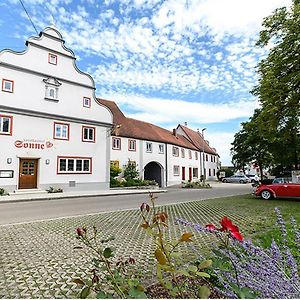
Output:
222,175,251,184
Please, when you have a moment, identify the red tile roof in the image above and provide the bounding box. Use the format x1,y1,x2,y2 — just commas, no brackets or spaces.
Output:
100,99,216,153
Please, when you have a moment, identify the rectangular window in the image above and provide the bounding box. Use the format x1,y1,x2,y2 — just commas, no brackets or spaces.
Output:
146,142,152,153
195,152,198,160
206,154,208,161
181,148,185,158
159,144,164,154
128,139,136,151
2,79,14,93
173,165,180,176
213,169,216,176
83,97,91,108
0,115,13,135
112,137,121,150
110,160,120,168
209,169,211,176
57,157,92,174
172,146,179,157
211,155,213,162
82,126,95,142
193,168,198,178
54,122,69,140
189,150,192,159
48,53,57,65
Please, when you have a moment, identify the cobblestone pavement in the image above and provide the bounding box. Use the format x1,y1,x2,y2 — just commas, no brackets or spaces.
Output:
0,196,249,298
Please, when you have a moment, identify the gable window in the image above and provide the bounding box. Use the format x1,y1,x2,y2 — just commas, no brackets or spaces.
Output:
82,126,95,142
159,144,164,154
2,79,14,93
181,148,185,158
48,53,57,65
189,150,192,159
172,146,179,157
0,115,12,135
146,142,152,153
128,139,136,151
112,137,121,150
57,157,91,174
83,97,91,108
43,77,61,101
173,165,180,176
54,122,69,140
195,152,198,160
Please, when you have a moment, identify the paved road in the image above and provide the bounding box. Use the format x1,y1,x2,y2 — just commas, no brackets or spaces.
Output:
0,183,252,225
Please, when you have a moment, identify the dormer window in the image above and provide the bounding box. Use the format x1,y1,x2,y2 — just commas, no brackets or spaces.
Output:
43,77,61,102
83,97,91,108
48,53,57,65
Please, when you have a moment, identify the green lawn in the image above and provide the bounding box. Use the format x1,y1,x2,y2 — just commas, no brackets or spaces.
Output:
0,194,299,298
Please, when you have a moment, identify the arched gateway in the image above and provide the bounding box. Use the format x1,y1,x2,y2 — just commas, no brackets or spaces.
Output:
144,162,163,187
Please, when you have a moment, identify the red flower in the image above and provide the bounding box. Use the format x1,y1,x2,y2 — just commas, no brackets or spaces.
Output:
76,227,84,237
205,224,217,230
231,231,243,241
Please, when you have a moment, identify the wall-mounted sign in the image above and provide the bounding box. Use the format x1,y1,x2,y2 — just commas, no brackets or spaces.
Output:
14,140,53,150
0,170,14,178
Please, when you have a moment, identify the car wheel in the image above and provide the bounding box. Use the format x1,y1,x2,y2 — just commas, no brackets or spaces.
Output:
239,180,245,184
261,190,272,200
222,179,227,183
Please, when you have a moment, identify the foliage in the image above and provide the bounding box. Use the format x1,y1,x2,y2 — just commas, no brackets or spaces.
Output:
140,193,212,298
177,210,300,299
216,168,234,180
46,186,63,193
73,226,146,299
182,180,211,189
123,160,139,181
0,188,9,196
110,178,157,188
110,164,122,179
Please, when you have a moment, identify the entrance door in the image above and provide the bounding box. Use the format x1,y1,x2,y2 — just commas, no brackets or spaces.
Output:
189,167,192,181
182,167,185,180
19,159,38,189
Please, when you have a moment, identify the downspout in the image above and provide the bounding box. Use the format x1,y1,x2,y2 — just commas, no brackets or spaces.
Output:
165,143,168,187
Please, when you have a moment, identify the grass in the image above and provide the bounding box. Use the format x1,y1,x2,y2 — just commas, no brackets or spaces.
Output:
0,193,299,298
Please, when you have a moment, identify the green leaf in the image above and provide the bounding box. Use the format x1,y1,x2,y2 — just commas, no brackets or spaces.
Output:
103,247,113,258
178,269,192,277
196,271,210,278
170,252,181,258
198,285,211,299
73,278,85,285
165,280,173,290
198,259,213,270
80,286,90,299
128,287,147,299
188,265,198,273
96,291,113,299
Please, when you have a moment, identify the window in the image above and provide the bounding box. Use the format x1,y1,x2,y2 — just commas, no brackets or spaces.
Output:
195,152,198,160
0,115,12,135
82,126,95,142
146,142,152,153
172,146,179,157
53,122,69,140
83,97,91,108
211,155,213,162
206,154,208,161
48,53,57,65
213,169,216,176
57,157,92,174
173,165,180,176
2,79,14,93
193,168,198,178
209,169,211,176
128,139,136,151
189,150,192,159
43,77,61,101
112,137,121,150
159,144,164,154
181,148,185,158
110,160,120,168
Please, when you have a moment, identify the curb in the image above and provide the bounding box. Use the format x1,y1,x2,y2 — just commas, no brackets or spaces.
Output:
0,189,168,204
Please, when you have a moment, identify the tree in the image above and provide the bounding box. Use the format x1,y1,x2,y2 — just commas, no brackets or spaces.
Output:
123,160,139,181
251,0,300,170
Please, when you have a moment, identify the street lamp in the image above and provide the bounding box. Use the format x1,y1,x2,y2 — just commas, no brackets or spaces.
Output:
202,128,207,184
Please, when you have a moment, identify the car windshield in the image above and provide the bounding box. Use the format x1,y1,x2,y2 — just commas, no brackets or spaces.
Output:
272,177,292,184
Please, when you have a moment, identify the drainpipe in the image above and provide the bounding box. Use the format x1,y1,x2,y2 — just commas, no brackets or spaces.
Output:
165,143,168,187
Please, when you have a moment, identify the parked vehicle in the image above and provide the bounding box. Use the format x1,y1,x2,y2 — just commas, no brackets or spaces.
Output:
222,175,251,184
255,182,300,200
272,177,292,184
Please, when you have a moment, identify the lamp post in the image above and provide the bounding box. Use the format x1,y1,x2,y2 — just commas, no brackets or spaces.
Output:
202,128,207,184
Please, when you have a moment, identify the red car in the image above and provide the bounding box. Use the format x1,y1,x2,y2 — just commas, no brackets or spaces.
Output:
255,182,300,199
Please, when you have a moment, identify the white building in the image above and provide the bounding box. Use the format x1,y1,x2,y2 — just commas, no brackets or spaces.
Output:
101,100,219,187
0,28,113,192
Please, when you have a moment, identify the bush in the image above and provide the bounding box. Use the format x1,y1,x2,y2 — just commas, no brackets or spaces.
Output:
123,161,139,181
46,186,63,193
0,188,9,196
110,164,122,178
182,181,211,189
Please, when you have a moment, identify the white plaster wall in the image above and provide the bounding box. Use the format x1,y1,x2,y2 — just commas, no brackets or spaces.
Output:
203,153,219,180
0,112,109,192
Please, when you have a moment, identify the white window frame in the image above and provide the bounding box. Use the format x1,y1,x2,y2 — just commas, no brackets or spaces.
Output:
54,122,69,140
193,168,198,178
112,137,121,150
82,126,95,142
2,79,14,93
128,139,136,151
181,148,185,158
195,152,198,160
172,146,179,157
146,142,152,153
48,53,57,65
159,144,164,154
83,97,91,108
57,157,92,174
189,150,192,159
0,115,12,135
173,165,180,176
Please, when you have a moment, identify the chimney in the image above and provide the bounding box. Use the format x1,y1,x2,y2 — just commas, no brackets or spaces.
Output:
184,122,188,126
173,129,177,137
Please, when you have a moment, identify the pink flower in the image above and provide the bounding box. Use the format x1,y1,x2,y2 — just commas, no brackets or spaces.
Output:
76,227,84,237
205,224,217,230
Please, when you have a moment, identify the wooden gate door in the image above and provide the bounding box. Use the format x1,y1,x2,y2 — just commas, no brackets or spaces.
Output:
19,159,38,189
182,167,185,180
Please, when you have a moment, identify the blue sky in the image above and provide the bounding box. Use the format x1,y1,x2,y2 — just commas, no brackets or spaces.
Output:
0,0,292,165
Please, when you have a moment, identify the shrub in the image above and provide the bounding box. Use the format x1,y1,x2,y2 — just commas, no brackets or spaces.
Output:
123,161,139,181
110,164,122,179
46,186,63,193
182,181,211,189
0,188,9,196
